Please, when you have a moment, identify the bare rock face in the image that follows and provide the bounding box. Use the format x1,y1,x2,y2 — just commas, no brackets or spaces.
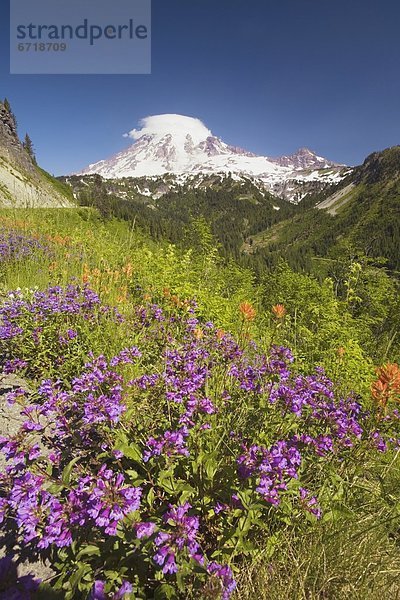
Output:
0,102,36,174
0,375,30,437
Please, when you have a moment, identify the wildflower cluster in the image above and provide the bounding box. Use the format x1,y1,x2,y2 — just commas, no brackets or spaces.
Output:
0,292,396,599
237,440,302,505
0,284,123,378
153,502,201,573
371,362,400,409
0,228,48,264
82,261,134,303
368,363,400,452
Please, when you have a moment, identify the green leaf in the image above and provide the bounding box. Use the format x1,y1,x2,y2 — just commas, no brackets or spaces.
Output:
204,451,218,481
157,470,176,494
147,486,155,505
76,544,101,559
61,457,81,486
154,583,176,599
104,569,121,582
117,442,143,463
47,483,64,495
69,564,88,590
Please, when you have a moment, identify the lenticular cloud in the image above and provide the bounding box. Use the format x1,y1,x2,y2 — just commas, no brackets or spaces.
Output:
124,114,212,144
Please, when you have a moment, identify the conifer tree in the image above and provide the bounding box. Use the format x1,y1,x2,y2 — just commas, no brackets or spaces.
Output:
3,97,17,131
22,133,36,164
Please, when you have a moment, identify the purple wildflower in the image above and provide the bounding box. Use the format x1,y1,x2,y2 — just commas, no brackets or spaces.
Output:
207,562,237,600
299,487,322,518
237,440,301,505
143,427,189,462
89,580,107,600
86,465,142,535
2,359,27,374
135,521,156,539
153,503,202,574
113,581,134,599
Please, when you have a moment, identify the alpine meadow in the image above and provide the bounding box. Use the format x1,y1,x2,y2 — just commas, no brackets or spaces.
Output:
0,4,400,597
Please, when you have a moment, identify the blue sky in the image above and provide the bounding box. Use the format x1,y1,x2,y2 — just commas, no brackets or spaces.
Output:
1,0,400,175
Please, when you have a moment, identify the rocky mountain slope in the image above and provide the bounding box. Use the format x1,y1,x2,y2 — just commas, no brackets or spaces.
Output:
0,100,73,208
77,114,351,203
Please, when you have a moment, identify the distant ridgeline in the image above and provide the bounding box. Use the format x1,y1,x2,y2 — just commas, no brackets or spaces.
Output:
1,97,398,276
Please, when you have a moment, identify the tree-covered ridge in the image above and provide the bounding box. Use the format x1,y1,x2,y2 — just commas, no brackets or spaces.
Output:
244,146,400,273
64,174,294,259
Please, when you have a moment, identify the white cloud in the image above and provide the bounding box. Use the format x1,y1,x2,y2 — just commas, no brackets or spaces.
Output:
124,114,212,144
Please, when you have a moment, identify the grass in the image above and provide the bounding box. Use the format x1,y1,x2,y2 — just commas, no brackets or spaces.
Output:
238,521,400,599
0,208,260,335
237,447,400,598
37,167,75,201
0,207,399,599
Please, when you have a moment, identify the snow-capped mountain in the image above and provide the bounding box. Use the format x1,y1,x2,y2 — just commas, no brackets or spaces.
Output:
78,114,351,202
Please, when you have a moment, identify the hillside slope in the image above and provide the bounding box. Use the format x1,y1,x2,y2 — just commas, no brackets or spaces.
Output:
0,101,73,208
0,208,399,599
244,147,400,272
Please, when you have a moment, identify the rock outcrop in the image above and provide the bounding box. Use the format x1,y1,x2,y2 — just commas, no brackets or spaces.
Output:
0,100,74,208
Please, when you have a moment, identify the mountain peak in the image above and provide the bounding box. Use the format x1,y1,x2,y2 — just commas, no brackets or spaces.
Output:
269,146,340,170
295,147,316,155
78,114,348,201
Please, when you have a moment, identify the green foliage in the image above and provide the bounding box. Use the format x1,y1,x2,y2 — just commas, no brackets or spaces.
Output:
1,207,397,387
66,173,293,261
249,148,400,274
2,284,398,599
0,207,398,599
261,262,375,395
0,286,130,380
37,167,75,201
22,133,36,164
